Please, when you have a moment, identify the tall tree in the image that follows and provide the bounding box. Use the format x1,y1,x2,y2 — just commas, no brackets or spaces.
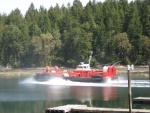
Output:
5,8,23,26
25,3,39,25
137,35,150,64
51,28,62,65
0,14,5,64
114,32,132,64
38,6,51,33
61,6,74,65
19,22,30,67
127,1,142,63
141,0,150,37
32,32,61,66
71,0,83,23
2,25,22,67
118,0,130,32
48,4,63,29
65,25,92,66
127,2,142,41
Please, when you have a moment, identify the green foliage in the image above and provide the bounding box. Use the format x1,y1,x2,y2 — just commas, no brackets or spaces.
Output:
0,0,149,68
141,0,150,37
38,6,51,33
31,32,62,66
25,3,39,25
114,32,131,62
136,35,150,64
2,25,22,67
123,57,131,65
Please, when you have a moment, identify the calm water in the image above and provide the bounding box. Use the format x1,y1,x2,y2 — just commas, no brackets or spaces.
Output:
0,75,150,113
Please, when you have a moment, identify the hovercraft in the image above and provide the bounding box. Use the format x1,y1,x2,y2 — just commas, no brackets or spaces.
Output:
34,53,118,82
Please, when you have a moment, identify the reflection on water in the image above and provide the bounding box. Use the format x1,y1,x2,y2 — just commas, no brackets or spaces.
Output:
71,86,117,101
0,76,150,113
102,87,117,101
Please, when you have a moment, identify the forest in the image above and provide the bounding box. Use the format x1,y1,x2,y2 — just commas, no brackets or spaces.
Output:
0,0,150,68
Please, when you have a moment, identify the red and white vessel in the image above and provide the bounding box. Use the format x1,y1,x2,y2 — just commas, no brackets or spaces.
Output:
34,54,118,82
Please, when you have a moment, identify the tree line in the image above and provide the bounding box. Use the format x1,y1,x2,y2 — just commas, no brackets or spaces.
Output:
0,0,150,68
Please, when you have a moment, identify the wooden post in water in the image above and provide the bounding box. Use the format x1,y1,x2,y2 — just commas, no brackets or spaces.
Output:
127,65,134,113
149,62,150,82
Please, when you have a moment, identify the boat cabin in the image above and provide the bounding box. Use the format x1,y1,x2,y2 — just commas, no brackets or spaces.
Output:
76,62,91,70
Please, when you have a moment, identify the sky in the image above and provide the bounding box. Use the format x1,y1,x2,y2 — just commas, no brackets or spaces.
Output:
0,0,133,15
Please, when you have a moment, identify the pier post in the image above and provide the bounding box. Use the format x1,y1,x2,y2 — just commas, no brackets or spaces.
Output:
149,62,150,82
127,65,134,113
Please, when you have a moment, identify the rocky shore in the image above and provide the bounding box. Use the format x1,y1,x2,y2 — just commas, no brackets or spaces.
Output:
0,68,44,77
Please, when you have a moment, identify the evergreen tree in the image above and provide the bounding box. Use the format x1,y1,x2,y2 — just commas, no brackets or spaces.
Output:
137,35,150,64
119,0,130,32
127,1,142,63
19,22,30,67
0,14,5,65
127,1,142,41
48,4,63,29
141,0,150,37
25,3,39,25
38,6,51,33
51,28,62,65
5,8,23,26
114,33,132,64
31,32,61,66
71,0,83,23
0,0,149,67
2,25,22,67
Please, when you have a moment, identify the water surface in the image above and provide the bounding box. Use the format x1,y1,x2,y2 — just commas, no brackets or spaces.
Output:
0,75,150,113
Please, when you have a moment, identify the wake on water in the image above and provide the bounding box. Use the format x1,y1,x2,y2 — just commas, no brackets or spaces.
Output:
20,76,150,88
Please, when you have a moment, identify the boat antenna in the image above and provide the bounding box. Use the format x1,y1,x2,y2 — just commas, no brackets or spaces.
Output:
112,61,121,66
89,51,93,67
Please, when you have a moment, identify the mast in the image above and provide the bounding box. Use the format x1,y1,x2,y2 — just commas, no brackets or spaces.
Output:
89,51,93,68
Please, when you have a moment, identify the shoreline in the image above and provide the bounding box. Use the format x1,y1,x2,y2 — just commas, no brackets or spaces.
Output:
0,66,149,78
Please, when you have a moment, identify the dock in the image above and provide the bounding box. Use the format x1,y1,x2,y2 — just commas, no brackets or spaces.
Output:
45,104,150,113
133,97,150,105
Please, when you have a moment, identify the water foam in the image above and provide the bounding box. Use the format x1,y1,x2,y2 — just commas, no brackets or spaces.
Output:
20,77,150,88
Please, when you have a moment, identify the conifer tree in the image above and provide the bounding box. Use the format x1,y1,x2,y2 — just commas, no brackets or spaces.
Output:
38,6,51,33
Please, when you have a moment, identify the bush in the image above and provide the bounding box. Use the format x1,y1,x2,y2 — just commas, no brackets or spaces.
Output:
123,57,131,65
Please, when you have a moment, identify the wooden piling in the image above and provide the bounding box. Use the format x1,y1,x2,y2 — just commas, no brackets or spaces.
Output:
127,65,132,113
149,62,150,82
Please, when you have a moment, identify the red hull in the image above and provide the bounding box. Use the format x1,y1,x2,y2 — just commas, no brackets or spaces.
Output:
34,64,117,82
